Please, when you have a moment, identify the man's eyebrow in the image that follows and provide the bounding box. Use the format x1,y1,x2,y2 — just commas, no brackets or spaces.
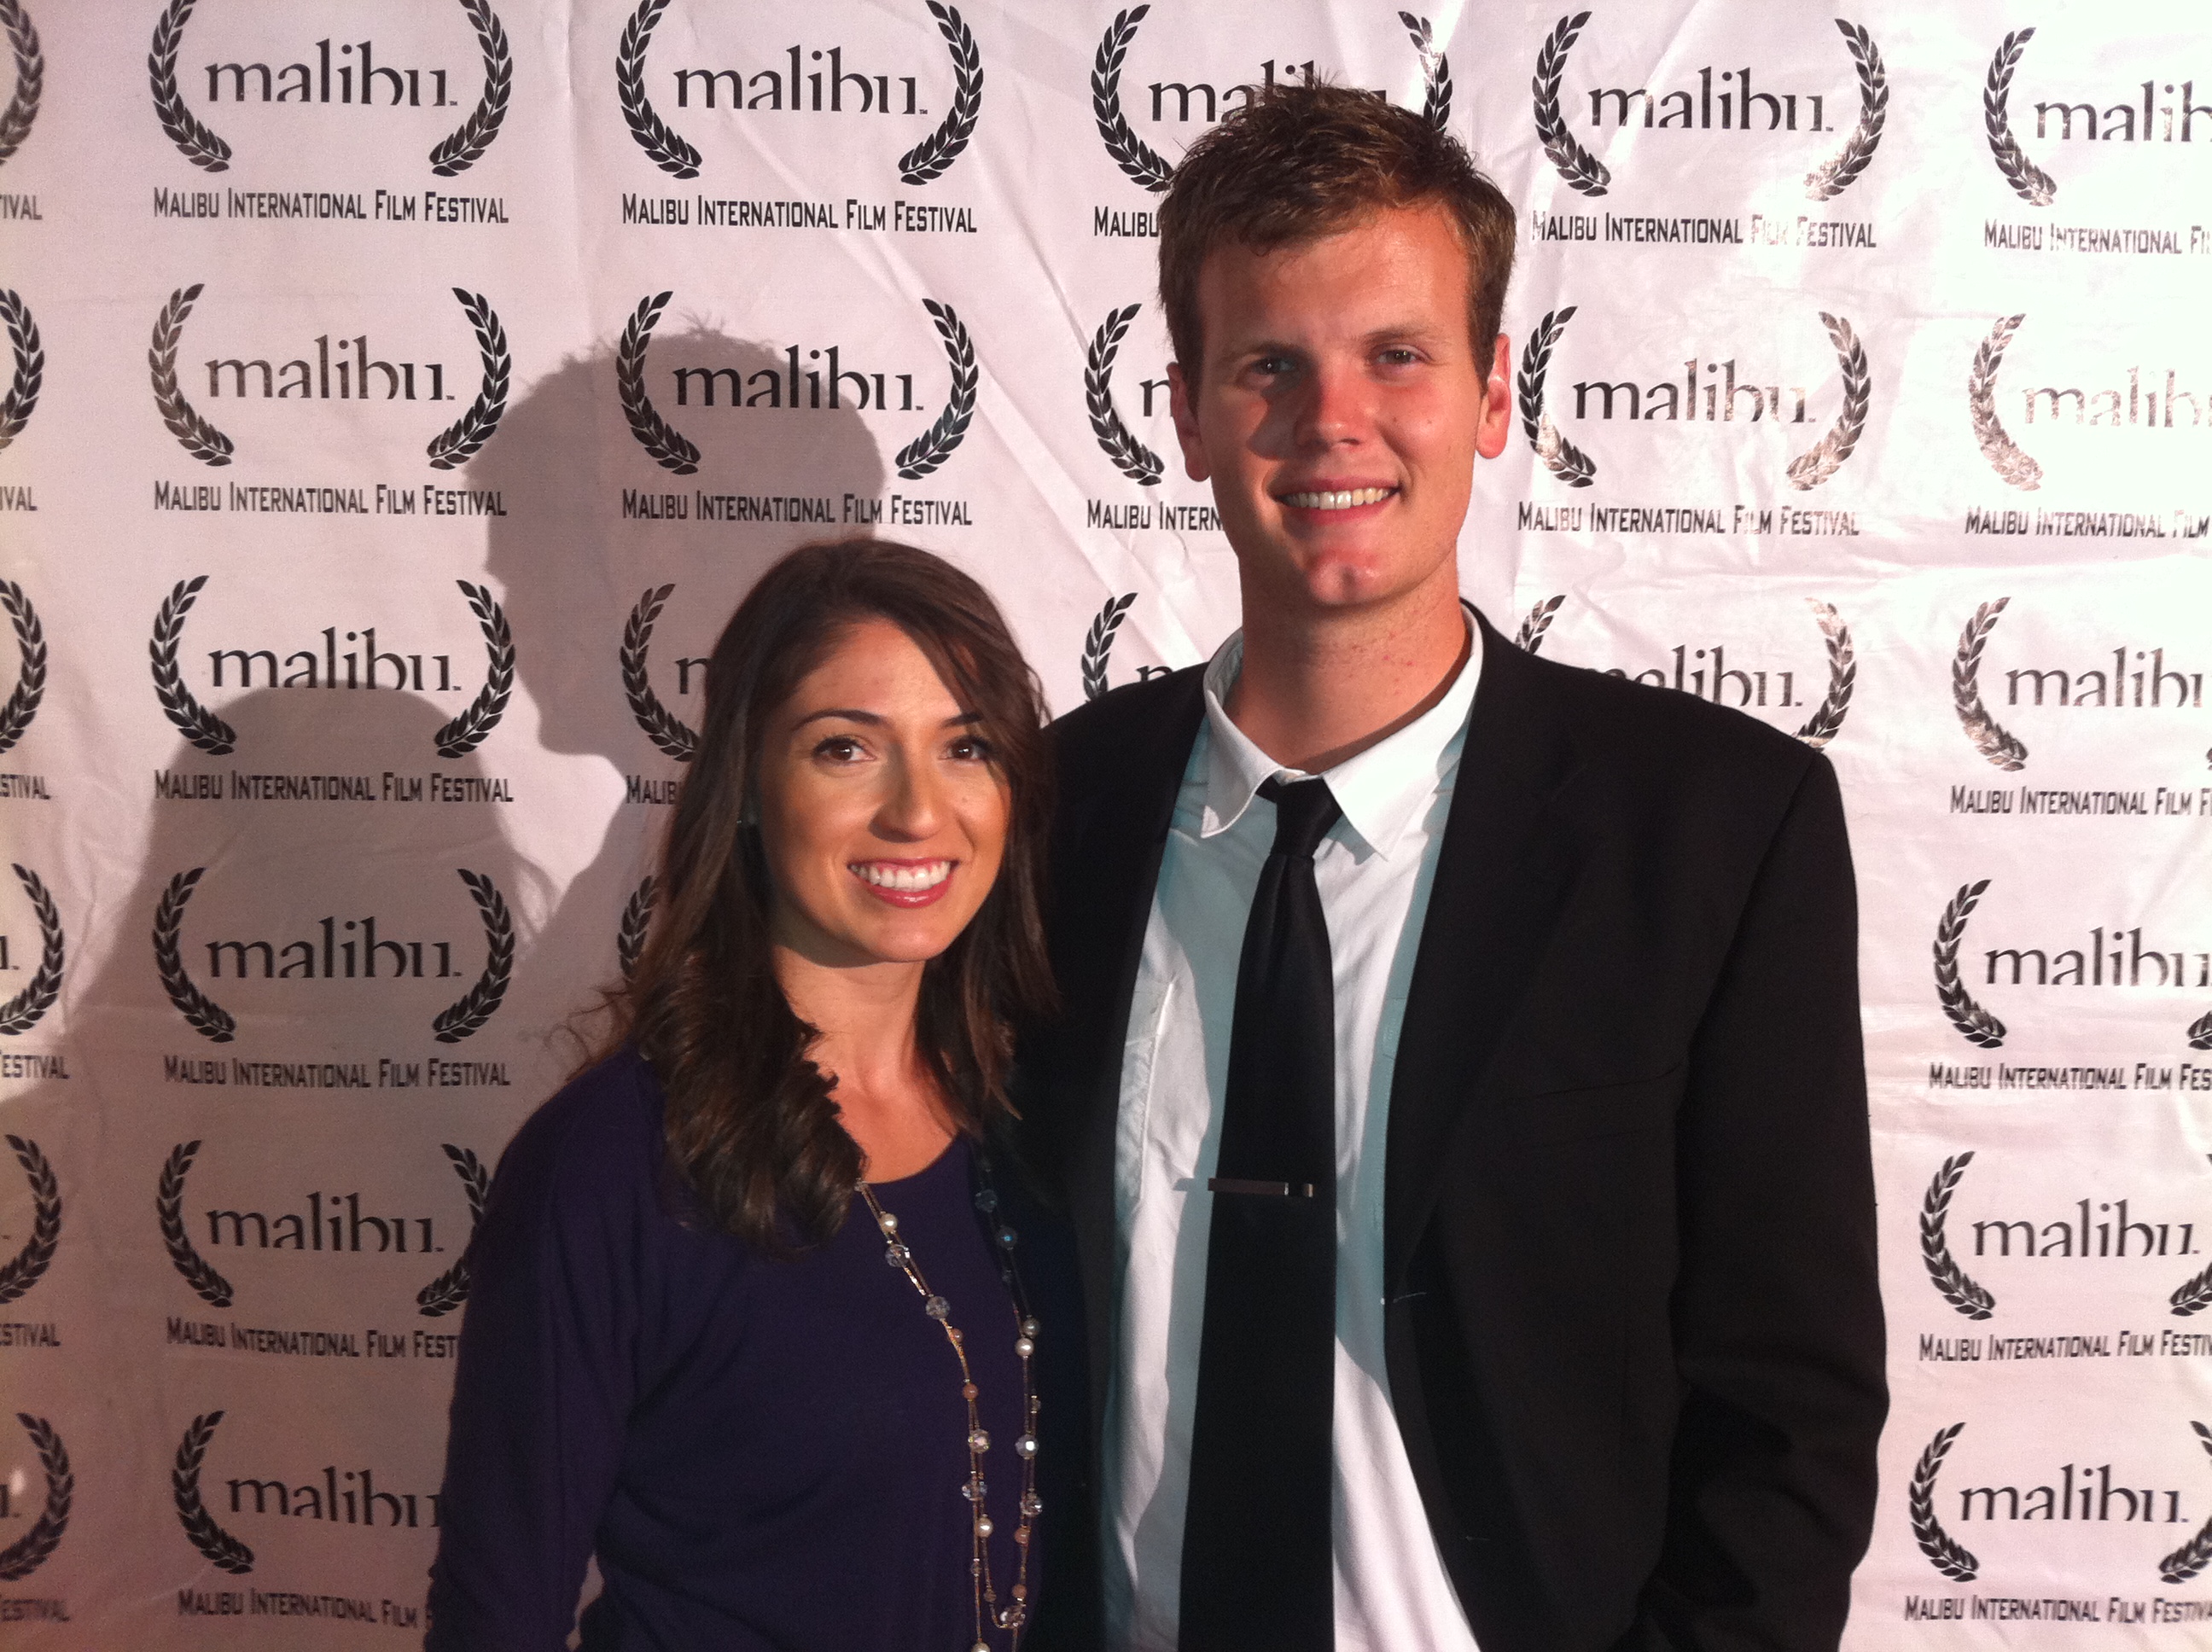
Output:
1220,321,1447,359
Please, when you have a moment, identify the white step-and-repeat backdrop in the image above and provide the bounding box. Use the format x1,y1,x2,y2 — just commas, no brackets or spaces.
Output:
0,0,2208,1643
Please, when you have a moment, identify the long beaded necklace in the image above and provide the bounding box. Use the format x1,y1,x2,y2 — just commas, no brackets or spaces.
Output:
855,1149,1039,1652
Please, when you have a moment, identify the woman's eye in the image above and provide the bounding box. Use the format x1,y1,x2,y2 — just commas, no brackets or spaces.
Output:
812,736,865,762
947,736,993,762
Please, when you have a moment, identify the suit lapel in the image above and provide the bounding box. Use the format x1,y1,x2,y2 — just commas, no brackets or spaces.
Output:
1384,616,1590,1293
1053,671,1207,1435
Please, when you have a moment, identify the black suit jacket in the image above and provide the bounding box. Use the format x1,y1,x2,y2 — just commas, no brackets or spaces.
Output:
1018,611,1887,1651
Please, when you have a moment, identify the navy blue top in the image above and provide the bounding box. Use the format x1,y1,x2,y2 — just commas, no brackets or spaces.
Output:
426,1047,1045,1651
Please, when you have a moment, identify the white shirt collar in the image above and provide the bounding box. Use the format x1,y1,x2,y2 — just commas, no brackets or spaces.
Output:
1197,608,1482,859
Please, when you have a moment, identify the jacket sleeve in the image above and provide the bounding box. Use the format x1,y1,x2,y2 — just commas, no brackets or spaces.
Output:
1630,753,1888,1649
424,1080,645,1651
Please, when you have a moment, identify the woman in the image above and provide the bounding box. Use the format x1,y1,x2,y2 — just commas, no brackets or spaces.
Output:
426,540,1066,1651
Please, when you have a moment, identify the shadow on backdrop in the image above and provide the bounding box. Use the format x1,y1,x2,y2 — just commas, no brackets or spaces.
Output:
465,329,887,1061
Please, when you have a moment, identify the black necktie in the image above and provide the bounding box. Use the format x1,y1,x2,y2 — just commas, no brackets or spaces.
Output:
1179,775,1342,1650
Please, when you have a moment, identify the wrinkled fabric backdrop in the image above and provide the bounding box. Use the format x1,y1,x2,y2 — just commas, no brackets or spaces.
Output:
0,0,2209,1643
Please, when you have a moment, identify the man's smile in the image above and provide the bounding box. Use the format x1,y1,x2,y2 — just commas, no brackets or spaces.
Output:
1275,486,1399,511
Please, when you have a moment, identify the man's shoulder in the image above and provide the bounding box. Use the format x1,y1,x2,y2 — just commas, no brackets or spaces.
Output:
1048,664,1206,797
1493,639,1829,831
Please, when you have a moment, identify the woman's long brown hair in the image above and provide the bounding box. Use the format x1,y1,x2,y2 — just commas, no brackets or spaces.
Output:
602,538,1055,1252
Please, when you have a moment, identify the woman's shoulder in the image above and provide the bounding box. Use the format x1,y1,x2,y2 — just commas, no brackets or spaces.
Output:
492,1044,668,1212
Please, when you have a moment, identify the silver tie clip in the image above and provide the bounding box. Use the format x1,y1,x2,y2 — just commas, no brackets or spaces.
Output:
1207,1178,1315,1198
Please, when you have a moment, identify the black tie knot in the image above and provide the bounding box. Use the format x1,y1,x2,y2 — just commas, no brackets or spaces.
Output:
1258,776,1341,862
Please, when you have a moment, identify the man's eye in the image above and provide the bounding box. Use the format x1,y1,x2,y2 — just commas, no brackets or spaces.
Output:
1377,346,1421,367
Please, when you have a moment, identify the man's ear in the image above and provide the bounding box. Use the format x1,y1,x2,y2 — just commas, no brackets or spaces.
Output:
1474,334,1512,461
1167,363,1212,483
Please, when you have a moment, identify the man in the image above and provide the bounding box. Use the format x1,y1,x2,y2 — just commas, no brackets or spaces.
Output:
1020,86,1885,1652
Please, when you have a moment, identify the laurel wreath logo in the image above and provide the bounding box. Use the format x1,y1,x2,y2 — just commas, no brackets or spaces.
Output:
2189,1004,2212,1054
616,293,699,475
1908,1422,1980,1582
149,576,237,755
621,585,699,761
0,579,44,758
434,580,515,759
0,0,43,169
1080,592,1138,702
897,1,982,184
1952,598,2028,772
1400,13,1452,131
148,0,230,172
2157,1422,2212,1583
1934,878,2007,1050
1792,600,1857,749
1534,13,1610,197
154,869,236,1044
1784,312,1870,492
1514,594,1563,655
173,1411,253,1574
616,0,701,178
2171,1164,2212,1315
0,862,61,1036
415,1143,491,1317
1919,1151,1996,1320
156,1139,234,1308
432,869,513,1043
0,1135,57,1307
427,289,510,468
619,874,656,980
0,288,42,451
1804,20,1886,201
1517,306,1597,488
149,285,235,467
428,0,511,176
895,300,977,480
0,1413,69,1581
1969,313,2041,492
1086,305,1163,488
1091,7,1173,193
1984,29,2056,208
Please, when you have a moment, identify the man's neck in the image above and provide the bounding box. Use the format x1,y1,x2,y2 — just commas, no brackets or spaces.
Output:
1224,574,1470,774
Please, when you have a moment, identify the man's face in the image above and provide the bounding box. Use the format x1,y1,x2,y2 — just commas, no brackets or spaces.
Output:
1168,204,1511,620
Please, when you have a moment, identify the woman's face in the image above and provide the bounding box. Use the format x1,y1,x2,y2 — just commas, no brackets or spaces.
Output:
756,617,1010,970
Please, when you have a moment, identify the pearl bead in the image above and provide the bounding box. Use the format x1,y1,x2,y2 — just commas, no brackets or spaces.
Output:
876,1211,899,1234
1020,1318,1039,1337
976,1515,994,1535
1015,1434,1037,1457
1013,1337,1034,1358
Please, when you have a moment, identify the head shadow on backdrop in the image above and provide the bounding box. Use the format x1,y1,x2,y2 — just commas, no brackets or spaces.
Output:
463,327,890,1052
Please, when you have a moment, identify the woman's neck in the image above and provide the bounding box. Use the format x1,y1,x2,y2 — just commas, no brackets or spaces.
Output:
774,948,954,1181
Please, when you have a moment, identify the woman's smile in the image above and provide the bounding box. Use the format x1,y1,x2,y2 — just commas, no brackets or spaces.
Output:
849,857,956,905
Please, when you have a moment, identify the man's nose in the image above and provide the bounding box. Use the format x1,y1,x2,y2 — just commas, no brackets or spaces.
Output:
1294,358,1367,448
